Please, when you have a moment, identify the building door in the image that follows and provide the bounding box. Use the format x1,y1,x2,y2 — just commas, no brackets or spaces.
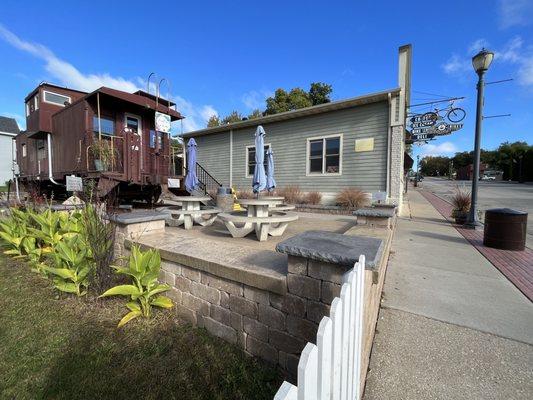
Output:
125,114,142,182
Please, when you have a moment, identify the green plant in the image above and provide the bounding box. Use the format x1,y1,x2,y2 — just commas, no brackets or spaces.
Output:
0,208,33,257
42,236,92,296
90,139,117,171
81,203,115,293
336,188,369,209
100,246,173,327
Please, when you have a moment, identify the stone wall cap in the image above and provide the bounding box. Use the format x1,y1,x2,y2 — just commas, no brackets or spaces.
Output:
106,211,168,224
353,207,395,218
276,230,383,269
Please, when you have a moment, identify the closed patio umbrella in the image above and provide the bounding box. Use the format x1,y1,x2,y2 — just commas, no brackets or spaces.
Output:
266,148,276,192
252,126,267,194
185,138,199,192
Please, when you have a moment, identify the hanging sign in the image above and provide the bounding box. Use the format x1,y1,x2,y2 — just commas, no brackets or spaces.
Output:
155,112,171,133
426,122,463,136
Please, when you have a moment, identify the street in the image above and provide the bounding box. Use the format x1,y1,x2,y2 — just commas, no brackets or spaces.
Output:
418,177,533,248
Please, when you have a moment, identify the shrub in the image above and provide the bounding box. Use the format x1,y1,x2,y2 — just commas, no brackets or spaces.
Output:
278,185,304,204
302,191,322,205
451,187,471,213
236,189,255,199
100,246,173,327
336,188,369,209
82,203,115,293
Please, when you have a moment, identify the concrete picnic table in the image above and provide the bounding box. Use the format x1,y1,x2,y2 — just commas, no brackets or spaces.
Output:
220,198,298,241
168,196,221,230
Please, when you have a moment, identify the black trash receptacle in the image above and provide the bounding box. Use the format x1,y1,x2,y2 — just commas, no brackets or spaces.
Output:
483,208,527,251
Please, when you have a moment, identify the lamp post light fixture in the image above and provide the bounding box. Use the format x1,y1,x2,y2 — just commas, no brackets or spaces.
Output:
465,48,494,228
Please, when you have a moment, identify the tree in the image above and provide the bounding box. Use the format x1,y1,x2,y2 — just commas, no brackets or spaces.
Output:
247,109,263,120
222,111,243,125
420,156,451,176
264,82,331,115
207,115,221,128
309,82,332,105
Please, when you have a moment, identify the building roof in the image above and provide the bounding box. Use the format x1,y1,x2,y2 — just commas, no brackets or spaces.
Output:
0,116,20,136
50,86,184,121
133,90,176,107
182,88,400,138
25,82,88,102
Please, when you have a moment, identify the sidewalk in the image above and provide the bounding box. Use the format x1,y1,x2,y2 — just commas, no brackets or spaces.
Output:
363,190,533,400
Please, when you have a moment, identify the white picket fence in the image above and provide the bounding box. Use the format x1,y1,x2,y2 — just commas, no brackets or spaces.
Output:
274,255,366,400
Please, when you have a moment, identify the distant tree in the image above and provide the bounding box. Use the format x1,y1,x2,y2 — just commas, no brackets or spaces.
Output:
247,109,263,120
207,115,221,128
451,151,472,169
420,156,451,176
264,83,331,115
222,111,243,124
309,82,332,105
265,89,292,115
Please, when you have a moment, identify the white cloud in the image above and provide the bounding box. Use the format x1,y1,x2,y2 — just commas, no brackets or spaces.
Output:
199,105,218,121
0,24,217,133
420,141,458,157
498,0,533,29
241,89,272,110
468,39,490,55
443,36,533,87
442,54,470,75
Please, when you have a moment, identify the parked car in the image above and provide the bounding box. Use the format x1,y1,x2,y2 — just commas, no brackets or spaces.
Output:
481,175,496,181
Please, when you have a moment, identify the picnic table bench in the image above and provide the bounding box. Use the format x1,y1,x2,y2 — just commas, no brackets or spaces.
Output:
167,196,221,230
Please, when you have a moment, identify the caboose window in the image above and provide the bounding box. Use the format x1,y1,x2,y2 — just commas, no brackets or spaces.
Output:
93,116,115,137
43,90,71,107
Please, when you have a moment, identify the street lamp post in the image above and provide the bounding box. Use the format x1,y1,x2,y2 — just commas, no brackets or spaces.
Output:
466,48,494,228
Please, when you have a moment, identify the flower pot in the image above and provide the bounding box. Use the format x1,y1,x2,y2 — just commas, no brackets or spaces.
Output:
94,159,104,171
452,209,467,225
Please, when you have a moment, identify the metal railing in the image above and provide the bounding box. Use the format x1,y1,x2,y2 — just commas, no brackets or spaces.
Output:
185,162,222,197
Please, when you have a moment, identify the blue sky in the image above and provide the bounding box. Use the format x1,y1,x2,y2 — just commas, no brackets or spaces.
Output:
1,0,532,160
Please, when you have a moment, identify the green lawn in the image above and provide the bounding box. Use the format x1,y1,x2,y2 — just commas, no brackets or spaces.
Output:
0,256,282,400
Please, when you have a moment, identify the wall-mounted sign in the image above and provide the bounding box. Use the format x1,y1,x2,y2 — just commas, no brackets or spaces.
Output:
355,138,374,152
66,175,83,192
167,178,180,188
155,112,171,133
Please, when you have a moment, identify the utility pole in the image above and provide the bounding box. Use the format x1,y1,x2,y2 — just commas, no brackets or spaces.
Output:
415,154,420,187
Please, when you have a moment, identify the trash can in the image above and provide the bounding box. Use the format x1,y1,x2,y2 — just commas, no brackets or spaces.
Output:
483,208,527,251
216,187,234,212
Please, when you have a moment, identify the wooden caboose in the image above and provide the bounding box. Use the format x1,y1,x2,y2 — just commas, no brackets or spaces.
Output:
16,83,183,202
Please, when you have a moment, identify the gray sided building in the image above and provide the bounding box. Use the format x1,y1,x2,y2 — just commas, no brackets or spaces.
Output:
0,116,20,186
182,46,412,208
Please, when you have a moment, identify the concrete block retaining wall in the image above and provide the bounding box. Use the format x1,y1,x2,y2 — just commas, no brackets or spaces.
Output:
155,254,355,379
111,211,393,388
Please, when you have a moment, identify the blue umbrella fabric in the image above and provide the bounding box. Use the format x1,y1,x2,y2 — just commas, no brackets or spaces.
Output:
266,148,276,192
252,126,267,193
185,138,199,192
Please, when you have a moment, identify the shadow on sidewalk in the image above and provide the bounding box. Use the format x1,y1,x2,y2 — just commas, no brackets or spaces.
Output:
411,230,469,245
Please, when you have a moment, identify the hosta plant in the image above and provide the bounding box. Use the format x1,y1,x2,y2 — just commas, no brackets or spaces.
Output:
42,236,93,296
100,246,173,327
0,208,33,257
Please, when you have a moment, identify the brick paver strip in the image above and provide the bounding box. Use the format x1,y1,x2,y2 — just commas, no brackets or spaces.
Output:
419,190,533,302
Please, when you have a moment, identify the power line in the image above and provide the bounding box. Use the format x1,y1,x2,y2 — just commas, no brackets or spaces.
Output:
412,90,450,98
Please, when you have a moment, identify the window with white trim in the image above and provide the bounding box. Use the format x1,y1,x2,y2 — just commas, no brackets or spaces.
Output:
307,135,341,174
92,116,115,138
43,90,71,107
34,94,39,110
21,144,27,157
246,144,271,177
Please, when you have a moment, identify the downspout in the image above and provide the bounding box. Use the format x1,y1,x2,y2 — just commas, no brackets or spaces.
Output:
11,138,20,202
386,92,392,199
47,133,61,185
229,129,233,187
